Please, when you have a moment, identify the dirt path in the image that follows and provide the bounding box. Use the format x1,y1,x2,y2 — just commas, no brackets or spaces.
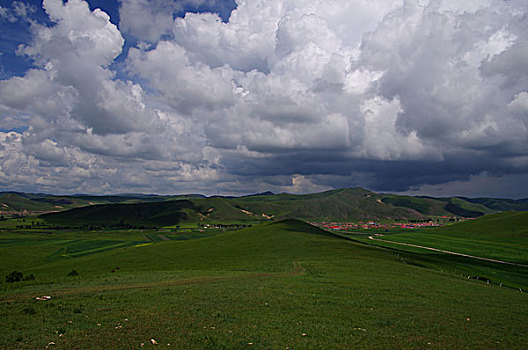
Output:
1,262,305,302
368,236,528,268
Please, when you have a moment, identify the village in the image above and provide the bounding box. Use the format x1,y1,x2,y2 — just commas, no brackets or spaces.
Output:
310,218,458,231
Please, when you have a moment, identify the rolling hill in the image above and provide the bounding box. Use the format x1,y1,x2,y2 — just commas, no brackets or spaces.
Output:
32,187,528,227
39,197,263,228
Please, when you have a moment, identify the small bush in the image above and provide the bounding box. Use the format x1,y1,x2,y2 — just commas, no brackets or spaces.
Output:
67,269,79,277
6,270,23,283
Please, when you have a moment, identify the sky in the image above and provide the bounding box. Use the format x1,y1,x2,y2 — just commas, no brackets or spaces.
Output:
0,0,527,198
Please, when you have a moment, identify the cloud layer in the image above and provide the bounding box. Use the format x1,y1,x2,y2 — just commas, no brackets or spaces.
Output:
0,0,527,197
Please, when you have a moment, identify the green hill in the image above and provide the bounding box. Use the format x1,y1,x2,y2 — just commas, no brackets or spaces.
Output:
43,187,430,225
440,211,528,243
5,187,528,226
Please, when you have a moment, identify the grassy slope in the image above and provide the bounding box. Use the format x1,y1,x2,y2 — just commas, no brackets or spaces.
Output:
0,194,60,212
357,211,528,278
439,211,528,242
1,220,527,349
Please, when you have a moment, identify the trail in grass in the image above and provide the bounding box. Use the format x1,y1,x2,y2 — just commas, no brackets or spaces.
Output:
368,236,528,268
2,262,305,302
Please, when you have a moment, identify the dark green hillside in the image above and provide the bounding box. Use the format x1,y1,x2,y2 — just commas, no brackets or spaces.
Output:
40,200,196,227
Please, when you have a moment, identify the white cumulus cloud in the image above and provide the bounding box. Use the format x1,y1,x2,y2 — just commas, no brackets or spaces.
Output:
0,0,527,196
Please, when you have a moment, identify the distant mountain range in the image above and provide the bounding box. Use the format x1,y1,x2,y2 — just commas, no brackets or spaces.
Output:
2,188,527,228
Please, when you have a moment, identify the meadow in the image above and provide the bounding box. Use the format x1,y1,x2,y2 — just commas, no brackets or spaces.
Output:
1,218,527,349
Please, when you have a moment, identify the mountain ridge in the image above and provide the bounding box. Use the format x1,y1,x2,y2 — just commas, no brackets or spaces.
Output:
22,187,528,228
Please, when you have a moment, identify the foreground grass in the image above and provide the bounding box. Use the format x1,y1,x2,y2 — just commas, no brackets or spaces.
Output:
1,220,527,349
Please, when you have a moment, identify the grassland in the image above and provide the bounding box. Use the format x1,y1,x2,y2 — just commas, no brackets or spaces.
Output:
1,220,527,349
